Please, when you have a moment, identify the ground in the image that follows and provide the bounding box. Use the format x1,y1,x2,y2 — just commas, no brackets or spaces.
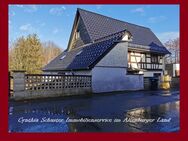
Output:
9,89,179,132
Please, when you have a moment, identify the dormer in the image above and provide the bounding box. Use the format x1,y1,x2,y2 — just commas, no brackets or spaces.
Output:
122,31,133,42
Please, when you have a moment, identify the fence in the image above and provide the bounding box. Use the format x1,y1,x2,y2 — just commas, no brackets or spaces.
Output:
10,71,92,100
25,74,91,90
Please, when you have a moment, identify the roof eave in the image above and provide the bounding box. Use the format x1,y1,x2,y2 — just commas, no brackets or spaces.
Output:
43,67,91,72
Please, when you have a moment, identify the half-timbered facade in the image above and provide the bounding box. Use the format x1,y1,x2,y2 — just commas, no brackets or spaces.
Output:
127,51,164,75
43,8,170,93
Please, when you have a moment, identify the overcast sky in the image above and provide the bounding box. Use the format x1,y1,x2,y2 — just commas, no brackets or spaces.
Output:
9,4,179,49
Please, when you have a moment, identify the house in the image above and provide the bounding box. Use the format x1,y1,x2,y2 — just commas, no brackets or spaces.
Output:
165,63,180,77
43,8,170,93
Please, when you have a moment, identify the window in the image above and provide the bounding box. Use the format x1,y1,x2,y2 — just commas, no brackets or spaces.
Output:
76,50,83,56
128,52,162,70
75,30,80,39
60,55,66,60
151,55,159,63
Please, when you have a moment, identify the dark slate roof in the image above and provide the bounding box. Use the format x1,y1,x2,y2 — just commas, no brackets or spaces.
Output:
43,30,125,71
43,47,82,71
43,8,170,71
78,8,165,47
78,9,169,54
149,42,170,54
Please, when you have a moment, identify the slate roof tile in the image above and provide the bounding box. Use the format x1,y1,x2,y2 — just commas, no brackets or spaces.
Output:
43,8,170,71
43,30,124,71
78,8,164,48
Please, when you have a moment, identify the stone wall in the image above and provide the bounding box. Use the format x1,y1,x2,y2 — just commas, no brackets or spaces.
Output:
12,71,92,100
13,88,92,100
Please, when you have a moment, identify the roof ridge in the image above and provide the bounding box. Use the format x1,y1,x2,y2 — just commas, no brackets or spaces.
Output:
68,43,91,51
77,8,150,30
69,29,125,52
94,29,126,42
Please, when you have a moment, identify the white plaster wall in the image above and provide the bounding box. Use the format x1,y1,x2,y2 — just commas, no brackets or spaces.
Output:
92,42,143,93
122,34,129,41
143,70,163,77
92,67,143,93
122,31,131,41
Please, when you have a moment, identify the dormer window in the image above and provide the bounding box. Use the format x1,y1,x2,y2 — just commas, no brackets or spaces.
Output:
122,31,132,41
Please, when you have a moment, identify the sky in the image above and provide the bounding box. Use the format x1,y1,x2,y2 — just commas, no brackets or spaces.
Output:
9,4,179,49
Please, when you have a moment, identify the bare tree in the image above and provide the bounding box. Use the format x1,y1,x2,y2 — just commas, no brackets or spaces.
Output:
42,41,62,66
164,37,179,64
